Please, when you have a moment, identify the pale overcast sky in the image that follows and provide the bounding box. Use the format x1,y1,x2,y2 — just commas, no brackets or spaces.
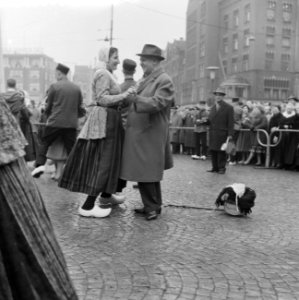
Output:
1,0,188,79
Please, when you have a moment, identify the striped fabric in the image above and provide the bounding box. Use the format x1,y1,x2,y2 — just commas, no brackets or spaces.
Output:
0,158,78,300
59,108,124,196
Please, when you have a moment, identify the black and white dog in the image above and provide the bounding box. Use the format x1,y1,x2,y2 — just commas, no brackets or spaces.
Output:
215,183,256,216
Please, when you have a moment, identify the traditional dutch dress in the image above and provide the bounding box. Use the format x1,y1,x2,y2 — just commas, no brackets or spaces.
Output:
0,99,77,300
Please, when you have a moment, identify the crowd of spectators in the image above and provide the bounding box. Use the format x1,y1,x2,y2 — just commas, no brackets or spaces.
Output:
169,97,299,171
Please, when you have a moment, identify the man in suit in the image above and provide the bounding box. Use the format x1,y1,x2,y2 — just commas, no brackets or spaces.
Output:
206,87,234,174
31,63,85,177
120,44,175,220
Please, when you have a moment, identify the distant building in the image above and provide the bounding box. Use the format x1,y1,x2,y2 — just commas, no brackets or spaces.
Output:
163,38,185,105
73,65,94,104
3,52,56,103
182,0,299,104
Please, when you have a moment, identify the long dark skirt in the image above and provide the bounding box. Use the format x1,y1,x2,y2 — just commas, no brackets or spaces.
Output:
59,108,124,196
0,158,77,300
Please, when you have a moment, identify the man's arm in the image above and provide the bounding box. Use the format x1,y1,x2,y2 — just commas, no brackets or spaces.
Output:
44,85,55,117
134,76,174,113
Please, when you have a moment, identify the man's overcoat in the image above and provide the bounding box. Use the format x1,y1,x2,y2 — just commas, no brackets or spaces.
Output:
208,100,234,150
120,67,174,182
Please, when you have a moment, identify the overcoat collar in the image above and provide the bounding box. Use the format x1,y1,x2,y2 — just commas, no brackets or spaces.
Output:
137,66,164,94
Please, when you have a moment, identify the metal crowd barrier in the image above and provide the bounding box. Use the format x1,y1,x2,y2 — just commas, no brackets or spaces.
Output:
169,126,299,168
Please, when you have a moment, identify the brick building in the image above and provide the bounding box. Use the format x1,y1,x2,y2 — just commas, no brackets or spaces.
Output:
3,52,56,103
180,0,299,104
162,38,185,105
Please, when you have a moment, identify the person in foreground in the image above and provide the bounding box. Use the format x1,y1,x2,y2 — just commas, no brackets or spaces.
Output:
0,98,77,300
59,47,133,218
120,44,175,221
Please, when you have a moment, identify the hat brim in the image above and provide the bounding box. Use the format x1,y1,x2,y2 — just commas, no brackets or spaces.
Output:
137,54,165,61
213,92,226,96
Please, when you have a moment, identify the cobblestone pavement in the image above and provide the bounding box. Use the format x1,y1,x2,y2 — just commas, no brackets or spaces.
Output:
36,155,299,300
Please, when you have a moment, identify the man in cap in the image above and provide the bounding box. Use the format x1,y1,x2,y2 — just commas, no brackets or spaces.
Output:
206,87,234,174
120,44,175,220
31,63,86,177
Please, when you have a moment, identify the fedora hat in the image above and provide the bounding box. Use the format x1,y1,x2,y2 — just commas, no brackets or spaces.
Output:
213,87,226,96
137,44,165,61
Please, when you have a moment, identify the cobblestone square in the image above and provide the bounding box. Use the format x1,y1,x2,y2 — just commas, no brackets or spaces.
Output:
37,155,299,300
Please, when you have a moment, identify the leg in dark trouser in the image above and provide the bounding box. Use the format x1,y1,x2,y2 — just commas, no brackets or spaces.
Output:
60,128,77,155
138,182,162,214
199,132,207,157
209,150,219,171
218,150,227,171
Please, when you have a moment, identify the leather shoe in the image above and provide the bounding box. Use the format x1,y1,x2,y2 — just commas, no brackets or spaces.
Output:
206,169,218,173
146,211,158,221
134,208,161,214
218,168,226,174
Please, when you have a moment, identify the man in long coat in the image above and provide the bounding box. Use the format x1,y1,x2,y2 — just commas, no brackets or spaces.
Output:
120,44,175,220
207,87,234,174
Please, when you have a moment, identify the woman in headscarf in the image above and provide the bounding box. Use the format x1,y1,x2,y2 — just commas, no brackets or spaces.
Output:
0,98,78,300
59,47,133,218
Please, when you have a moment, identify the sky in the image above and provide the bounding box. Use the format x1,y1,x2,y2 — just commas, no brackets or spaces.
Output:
0,0,189,79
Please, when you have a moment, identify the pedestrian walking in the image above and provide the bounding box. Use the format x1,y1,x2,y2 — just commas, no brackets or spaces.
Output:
59,47,133,218
206,87,234,174
31,63,86,177
120,44,175,220
0,98,78,300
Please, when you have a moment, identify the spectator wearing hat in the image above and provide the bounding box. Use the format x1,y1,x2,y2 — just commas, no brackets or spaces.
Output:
192,100,208,160
229,97,243,165
31,63,86,177
120,44,175,220
205,87,234,174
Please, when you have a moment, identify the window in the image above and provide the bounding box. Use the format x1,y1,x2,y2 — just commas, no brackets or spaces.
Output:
200,1,206,18
268,1,276,9
267,9,275,21
282,37,291,47
233,34,239,51
199,87,204,100
266,26,275,35
244,4,251,23
266,51,275,60
199,64,205,78
233,10,239,27
232,58,238,73
222,60,227,75
283,3,292,11
244,29,250,47
283,11,291,23
282,28,292,36
242,55,249,71
265,60,273,70
29,83,40,93
223,38,228,54
224,15,229,31
266,35,275,46
264,88,271,99
281,53,291,61
273,89,279,99
281,90,288,99
9,69,23,78
281,61,289,71
199,42,206,57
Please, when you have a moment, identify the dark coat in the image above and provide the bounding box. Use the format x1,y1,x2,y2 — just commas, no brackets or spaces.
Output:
207,100,234,151
45,79,85,128
120,67,174,182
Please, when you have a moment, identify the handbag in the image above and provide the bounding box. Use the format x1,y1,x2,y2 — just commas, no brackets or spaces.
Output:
221,137,236,155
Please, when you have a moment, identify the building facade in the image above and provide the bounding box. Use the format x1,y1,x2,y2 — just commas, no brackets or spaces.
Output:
73,65,94,104
162,38,185,105
181,0,299,104
3,52,56,103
